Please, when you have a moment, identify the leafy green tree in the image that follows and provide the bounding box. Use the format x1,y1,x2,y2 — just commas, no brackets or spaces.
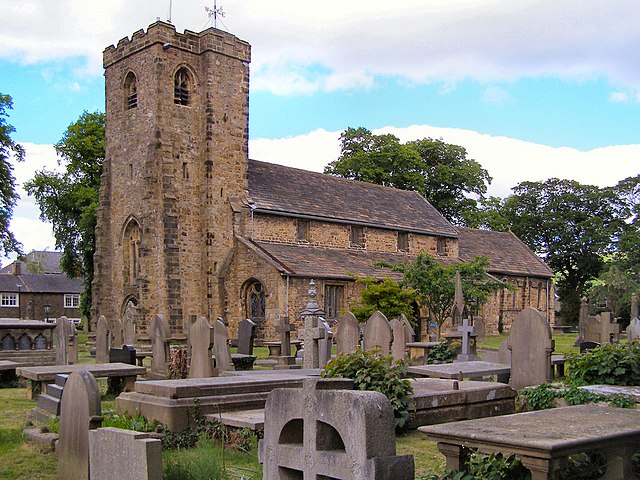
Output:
0,93,25,256
380,254,507,338
587,263,640,325
501,178,625,324
324,127,492,225
25,111,105,320
350,277,417,324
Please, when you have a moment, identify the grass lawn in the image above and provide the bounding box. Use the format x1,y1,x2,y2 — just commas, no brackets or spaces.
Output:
478,332,580,355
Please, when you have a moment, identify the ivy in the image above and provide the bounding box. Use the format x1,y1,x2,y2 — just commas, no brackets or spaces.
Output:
565,340,640,387
426,341,456,364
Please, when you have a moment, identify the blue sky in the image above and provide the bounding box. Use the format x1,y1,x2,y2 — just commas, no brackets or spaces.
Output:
1,0,639,259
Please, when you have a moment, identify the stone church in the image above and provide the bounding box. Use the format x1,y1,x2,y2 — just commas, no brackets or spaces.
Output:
92,21,554,343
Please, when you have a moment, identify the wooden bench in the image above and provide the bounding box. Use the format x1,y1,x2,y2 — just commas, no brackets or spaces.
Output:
408,361,511,384
16,363,147,399
419,405,640,480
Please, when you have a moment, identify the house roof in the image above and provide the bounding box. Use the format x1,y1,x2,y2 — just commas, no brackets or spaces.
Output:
247,159,458,238
238,237,460,281
0,251,64,275
456,227,553,278
0,274,83,294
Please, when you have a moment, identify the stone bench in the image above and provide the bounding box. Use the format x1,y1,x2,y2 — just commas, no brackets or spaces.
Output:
17,362,147,399
419,404,640,480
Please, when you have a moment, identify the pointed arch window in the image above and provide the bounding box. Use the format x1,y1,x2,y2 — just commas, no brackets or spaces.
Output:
245,280,266,324
174,68,192,106
124,72,138,109
123,219,141,286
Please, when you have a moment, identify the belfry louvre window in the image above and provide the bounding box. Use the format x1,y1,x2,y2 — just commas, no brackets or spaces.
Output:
124,72,137,109
324,285,344,321
174,68,191,105
350,225,364,248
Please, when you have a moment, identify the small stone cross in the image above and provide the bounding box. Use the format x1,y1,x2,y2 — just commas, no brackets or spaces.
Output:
275,316,294,357
458,318,475,358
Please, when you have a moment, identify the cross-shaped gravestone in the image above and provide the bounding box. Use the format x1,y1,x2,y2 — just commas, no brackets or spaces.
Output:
275,316,294,357
299,280,326,369
456,318,479,361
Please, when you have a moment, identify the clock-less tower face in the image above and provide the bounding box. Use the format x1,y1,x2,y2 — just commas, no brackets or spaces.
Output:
92,21,251,336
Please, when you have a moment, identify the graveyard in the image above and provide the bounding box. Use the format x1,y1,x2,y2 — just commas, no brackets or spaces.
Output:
0,291,639,479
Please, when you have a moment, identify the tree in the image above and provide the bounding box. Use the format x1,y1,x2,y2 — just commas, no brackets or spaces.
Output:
350,277,417,324
0,93,25,256
379,254,507,338
25,111,105,320
324,127,492,225
501,178,625,324
588,263,640,326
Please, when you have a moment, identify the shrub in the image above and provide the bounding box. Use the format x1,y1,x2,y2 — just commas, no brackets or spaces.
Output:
321,348,414,429
519,384,635,411
565,340,640,386
426,341,456,364
420,451,530,480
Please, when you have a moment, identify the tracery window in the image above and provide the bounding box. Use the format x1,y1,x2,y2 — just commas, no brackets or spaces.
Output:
124,72,137,109
174,68,192,106
245,281,266,323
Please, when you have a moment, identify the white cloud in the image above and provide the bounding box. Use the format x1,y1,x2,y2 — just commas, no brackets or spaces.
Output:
1,0,640,93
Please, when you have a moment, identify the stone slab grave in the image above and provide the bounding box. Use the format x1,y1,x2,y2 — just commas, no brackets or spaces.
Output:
115,372,314,431
95,315,109,364
259,378,415,480
363,310,392,355
335,311,360,355
408,361,511,384
57,370,103,480
0,319,56,366
507,307,554,390
89,427,162,480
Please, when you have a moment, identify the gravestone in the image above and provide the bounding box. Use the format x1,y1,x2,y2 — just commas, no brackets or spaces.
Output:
299,280,326,369
400,314,415,343
259,378,414,479
631,293,639,321
450,271,467,328
628,295,640,341
123,301,137,345
497,339,511,365
213,317,235,372
474,316,486,341
109,345,136,365
582,315,600,343
237,318,257,356
318,317,333,368
89,427,162,480
150,314,171,377
56,316,73,365
390,317,407,361
274,315,297,368
599,312,620,344
457,318,479,362
112,316,124,349
95,315,109,364
188,317,215,378
335,312,360,355
69,323,79,364
363,311,392,355
575,297,589,346
507,307,554,389
57,370,103,480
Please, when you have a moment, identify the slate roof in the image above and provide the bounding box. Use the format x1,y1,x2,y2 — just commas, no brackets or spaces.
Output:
247,159,458,238
456,227,553,278
0,251,64,275
0,274,82,294
238,237,460,281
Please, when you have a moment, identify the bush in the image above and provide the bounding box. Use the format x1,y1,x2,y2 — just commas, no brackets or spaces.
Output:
420,451,530,480
519,384,635,411
427,341,456,364
321,348,414,429
565,340,640,386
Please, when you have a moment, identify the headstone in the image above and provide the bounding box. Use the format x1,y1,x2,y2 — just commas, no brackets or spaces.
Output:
299,280,326,369
335,312,360,355
507,307,554,389
123,301,137,345
450,271,467,328
318,317,333,368
188,317,215,378
259,378,414,479
474,316,486,341
631,293,639,321
362,311,392,355
150,314,171,376
57,370,103,480
582,315,600,343
400,314,415,343
69,323,79,364
599,311,620,344
580,341,601,353
390,318,406,361
112,317,124,349
628,318,640,341
575,297,589,346
56,316,72,365
274,315,297,368
497,338,511,365
109,345,136,365
95,315,109,364
213,317,235,372
237,318,257,356
457,318,479,362
89,427,162,480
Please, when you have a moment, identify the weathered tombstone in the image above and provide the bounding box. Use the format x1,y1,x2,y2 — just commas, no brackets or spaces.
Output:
213,317,235,372
363,311,392,355
237,318,257,356
318,317,333,368
299,280,326,369
474,316,486,341
335,312,360,355
599,311,620,344
109,344,136,365
57,370,103,480
150,314,171,377
69,323,79,364
574,297,589,346
112,316,124,349
627,319,640,341
89,427,162,480
457,318,479,362
507,307,554,390
274,315,297,368
390,317,407,361
123,300,137,345
582,315,600,343
631,293,639,321
450,271,467,328
188,317,215,378
56,316,72,365
95,315,109,364
259,378,414,479
400,314,415,343
497,338,511,365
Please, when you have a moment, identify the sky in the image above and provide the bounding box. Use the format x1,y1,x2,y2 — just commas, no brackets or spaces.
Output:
1,0,640,265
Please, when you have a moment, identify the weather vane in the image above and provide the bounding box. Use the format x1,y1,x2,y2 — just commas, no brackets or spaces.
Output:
205,1,226,30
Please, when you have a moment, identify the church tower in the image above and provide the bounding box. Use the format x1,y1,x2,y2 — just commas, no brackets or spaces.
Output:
92,22,251,336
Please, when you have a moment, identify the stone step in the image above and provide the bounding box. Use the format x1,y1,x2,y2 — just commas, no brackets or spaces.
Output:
55,373,69,387
37,393,61,416
30,406,57,424
46,383,64,400
205,409,265,431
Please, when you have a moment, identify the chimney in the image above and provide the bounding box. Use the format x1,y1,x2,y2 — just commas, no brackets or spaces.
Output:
12,262,22,276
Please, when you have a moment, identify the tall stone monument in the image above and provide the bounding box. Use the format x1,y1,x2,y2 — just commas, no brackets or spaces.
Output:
56,316,73,366
299,280,326,369
95,315,109,364
150,314,171,377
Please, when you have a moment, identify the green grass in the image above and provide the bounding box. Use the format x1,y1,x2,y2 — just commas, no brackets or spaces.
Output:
478,333,579,355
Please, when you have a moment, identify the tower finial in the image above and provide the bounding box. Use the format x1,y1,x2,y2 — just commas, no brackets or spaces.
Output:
205,0,226,30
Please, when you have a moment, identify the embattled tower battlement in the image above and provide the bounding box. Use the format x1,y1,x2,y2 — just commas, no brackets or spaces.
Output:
103,21,250,68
